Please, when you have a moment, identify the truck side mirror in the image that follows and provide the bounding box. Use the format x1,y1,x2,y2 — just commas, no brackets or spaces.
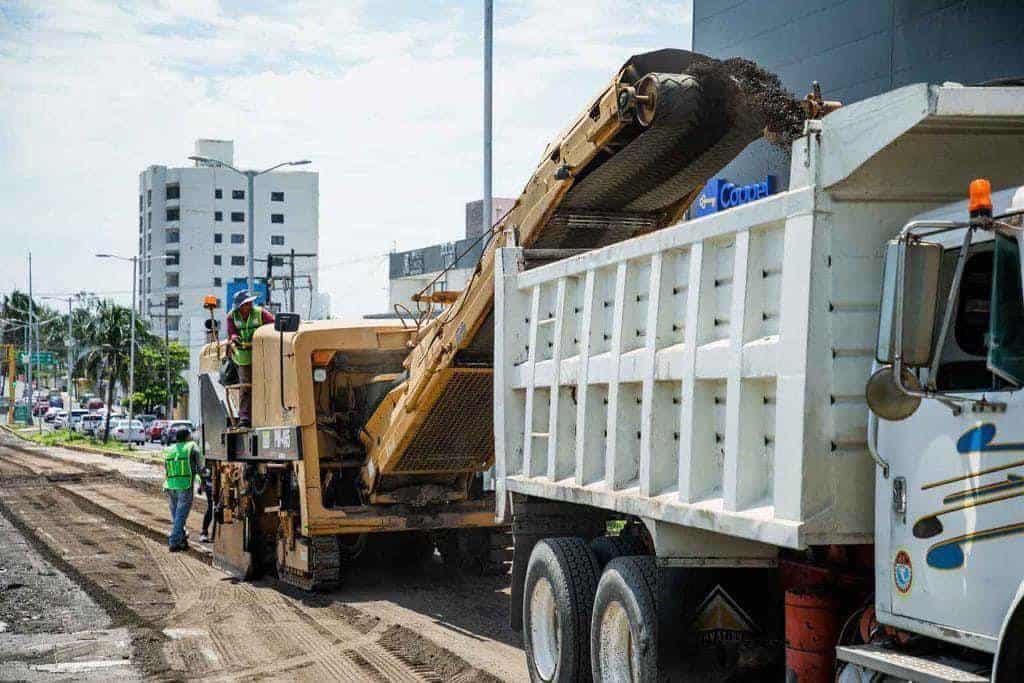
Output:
275,313,300,333
875,240,942,367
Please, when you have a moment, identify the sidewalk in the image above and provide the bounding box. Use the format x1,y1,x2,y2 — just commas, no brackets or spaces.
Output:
1,424,165,466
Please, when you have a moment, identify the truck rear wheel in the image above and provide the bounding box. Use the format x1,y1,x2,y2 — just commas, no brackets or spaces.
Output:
591,556,658,683
523,537,600,682
590,534,649,568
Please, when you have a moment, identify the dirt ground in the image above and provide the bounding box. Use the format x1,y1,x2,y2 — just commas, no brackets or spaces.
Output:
0,435,526,681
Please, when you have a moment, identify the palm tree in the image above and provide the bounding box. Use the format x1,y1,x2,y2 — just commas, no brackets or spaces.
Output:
77,300,153,442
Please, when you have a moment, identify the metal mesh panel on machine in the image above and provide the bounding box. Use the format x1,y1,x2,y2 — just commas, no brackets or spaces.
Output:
530,210,659,250
390,370,493,474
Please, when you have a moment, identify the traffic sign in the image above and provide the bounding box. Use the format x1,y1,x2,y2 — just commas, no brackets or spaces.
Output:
13,404,30,424
19,352,55,365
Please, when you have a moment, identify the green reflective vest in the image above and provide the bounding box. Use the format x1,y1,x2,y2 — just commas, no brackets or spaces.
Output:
164,441,196,491
231,306,263,366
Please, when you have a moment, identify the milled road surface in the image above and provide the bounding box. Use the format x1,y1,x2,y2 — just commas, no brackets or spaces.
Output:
0,434,526,681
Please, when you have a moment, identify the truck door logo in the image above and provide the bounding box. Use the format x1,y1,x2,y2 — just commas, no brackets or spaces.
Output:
893,550,912,594
692,585,757,644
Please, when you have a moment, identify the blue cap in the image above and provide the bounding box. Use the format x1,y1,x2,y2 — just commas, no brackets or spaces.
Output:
231,290,259,311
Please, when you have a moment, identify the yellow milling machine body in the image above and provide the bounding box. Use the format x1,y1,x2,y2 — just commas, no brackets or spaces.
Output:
198,49,799,590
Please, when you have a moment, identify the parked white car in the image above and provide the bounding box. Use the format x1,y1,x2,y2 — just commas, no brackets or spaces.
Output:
77,414,104,436
59,409,88,430
110,419,147,445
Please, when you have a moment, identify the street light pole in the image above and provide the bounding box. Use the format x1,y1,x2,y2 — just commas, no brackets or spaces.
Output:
129,255,137,430
483,0,494,237
247,171,255,290
27,252,33,424
96,253,170,445
188,155,311,294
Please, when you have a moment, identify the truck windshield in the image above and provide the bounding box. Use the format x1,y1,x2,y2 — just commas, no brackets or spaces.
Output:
988,233,1024,385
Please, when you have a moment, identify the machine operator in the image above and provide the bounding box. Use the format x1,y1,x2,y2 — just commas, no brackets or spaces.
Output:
226,290,274,427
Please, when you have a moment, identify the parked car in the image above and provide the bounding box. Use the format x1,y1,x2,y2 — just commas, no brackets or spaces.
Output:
148,419,169,442
78,414,104,436
65,409,89,431
85,397,104,411
110,419,147,445
160,420,195,445
43,406,61,423
52,411,69,428
136,414,157,431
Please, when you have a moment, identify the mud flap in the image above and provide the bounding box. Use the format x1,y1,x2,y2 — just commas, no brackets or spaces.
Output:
657,566,783,680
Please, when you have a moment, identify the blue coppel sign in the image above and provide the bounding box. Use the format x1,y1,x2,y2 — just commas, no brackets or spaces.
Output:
693,176,776,218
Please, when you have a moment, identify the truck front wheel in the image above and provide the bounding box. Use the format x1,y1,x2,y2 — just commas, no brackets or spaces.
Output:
590,556,659,683
523,537,600,682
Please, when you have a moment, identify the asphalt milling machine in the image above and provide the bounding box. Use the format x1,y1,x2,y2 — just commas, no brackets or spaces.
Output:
198,49,814,591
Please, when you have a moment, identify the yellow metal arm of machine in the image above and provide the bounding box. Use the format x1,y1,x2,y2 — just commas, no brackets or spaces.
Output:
360,49,802,494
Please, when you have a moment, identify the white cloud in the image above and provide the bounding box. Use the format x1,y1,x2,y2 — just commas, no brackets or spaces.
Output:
0,0,690,318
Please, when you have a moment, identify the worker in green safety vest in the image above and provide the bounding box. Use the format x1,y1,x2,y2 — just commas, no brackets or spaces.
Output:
226,290,274,428
164,426,201,552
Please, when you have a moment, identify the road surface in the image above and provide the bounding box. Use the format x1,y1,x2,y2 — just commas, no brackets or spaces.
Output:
0,432,526,681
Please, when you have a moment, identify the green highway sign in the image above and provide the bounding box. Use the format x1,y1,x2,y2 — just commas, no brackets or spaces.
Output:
13,404,31,424
19,352,55,365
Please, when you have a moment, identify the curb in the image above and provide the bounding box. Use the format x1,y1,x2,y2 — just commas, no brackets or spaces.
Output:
0,424,163,465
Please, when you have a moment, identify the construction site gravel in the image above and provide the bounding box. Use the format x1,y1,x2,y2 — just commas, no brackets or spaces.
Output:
0,433,526,681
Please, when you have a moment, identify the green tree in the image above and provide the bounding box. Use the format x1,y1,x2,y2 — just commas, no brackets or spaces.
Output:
1,291,66,393
133,339,189,415
77,300,154,442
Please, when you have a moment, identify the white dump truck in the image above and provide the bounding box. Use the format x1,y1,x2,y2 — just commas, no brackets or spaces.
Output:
494,83,1024,681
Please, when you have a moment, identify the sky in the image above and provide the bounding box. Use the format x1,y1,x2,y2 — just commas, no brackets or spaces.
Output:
0,1,692,319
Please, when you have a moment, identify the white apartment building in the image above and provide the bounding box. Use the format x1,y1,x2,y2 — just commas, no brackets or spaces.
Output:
138,139,326,422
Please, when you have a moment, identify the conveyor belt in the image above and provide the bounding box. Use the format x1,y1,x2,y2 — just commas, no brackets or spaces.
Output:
369,49,803,481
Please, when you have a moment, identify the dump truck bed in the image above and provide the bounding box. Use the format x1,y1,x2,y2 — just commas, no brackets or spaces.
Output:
494,83,1024,549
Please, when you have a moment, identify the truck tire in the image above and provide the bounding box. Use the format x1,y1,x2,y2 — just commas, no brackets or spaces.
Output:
523,537,601,682
590,535,649,568
591,556,659,683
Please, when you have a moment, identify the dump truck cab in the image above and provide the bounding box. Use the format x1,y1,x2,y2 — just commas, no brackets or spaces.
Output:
866,184,1024,666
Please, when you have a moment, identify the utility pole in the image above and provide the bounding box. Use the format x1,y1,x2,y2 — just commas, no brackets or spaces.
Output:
149,302,172,418
41,293,91,411
66,298,72,409
273,251,315,313
266,252,275,309
483,0,494,237
129,255,137,430
27,252,33,425
289,247,297,311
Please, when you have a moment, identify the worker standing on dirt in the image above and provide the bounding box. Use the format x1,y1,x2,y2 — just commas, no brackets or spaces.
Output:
226,290,274,427
164,426,200,552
